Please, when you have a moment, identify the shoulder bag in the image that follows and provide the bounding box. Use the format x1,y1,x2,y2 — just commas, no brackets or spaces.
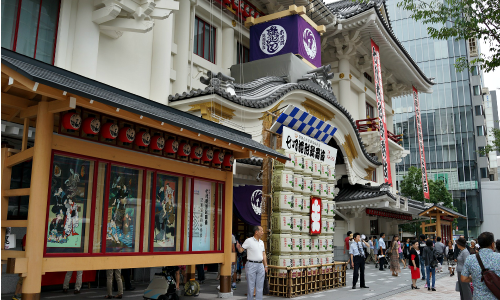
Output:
476,253,500,298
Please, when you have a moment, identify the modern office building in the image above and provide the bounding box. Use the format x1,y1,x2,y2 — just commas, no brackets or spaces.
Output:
386,1,486,238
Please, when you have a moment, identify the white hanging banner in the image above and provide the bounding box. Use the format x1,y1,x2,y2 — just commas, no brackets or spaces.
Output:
281,126,337,168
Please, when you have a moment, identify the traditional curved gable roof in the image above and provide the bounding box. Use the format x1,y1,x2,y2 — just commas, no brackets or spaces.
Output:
335,182,396,201
327,0,434,87
419,204,467,219
169,70,381,166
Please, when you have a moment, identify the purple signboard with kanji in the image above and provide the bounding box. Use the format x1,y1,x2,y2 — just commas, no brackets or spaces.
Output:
250,14,321,67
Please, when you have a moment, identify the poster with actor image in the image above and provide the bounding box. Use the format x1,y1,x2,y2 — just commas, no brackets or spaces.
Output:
192,180,214,251
154,174,179,252
46,155,93,253
106,165,142,252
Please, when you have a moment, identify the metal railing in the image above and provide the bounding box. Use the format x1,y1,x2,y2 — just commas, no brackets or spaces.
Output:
355,118,403,144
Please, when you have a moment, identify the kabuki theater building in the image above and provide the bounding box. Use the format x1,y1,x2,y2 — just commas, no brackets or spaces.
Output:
1,0,433,297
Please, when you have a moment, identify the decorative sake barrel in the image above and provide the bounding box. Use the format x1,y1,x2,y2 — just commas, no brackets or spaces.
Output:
293,174,304,193
303,177,313,195
300,234,311,252
275,149,296,170
322,199,329,216
272,191,294,212
312,180,321,196
301,215,310,233
327,164,336,182
312,160,321,178
326,183,335,199
293,194,303,214
273,169,294,191
320,163,329,179
270,233,293,254
294,153,304,173
270,255,291,277
302,196,311,214
292,234,302,252
303,156,313,175
320,182,328,198
271,212,293,233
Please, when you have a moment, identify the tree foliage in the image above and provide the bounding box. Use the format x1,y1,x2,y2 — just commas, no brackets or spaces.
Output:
397,0,500,73
479,127,500,156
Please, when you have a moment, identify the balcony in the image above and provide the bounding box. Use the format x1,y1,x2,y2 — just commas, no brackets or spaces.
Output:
356,118,403,144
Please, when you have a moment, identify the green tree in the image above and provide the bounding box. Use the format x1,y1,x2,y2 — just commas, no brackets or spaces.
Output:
397,0,500,73
399,166,455,234
479,127,500,156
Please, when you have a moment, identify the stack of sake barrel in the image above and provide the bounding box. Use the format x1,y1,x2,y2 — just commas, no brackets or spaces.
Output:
270,149,336,278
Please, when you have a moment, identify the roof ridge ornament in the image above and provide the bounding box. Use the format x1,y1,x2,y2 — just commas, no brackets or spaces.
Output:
200,71,236,96
298,64,334,94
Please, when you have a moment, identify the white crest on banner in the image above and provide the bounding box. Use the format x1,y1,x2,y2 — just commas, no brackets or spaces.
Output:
259,25,287,55
303,28,317,59
251,189,263,215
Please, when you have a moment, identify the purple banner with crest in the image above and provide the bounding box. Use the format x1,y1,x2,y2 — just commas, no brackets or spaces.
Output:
233,185,262,226
250,15,321,67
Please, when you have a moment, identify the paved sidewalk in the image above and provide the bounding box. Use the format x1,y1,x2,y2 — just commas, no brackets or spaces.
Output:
1,264,461,299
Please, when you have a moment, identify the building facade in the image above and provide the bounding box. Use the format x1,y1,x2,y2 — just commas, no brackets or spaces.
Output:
386,0,486,239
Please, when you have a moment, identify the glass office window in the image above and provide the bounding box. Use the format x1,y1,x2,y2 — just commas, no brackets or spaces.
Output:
477,126,484,136
46,154,94,254
480,168,488,178
471,65,479,76
475,105,482,116
478,147,485,157
473,85,480,96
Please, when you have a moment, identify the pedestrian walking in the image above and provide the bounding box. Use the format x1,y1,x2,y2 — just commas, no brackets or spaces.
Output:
409,240,421,289
469,240,477,255
418,234,427,281
397,237,406,269
63,271,83,294
105,269,123,299
461,231,500,300
389,235,401,276
403,238,411,269
236,226,268,300
350,232,370,289
434,236,446,272
121,269,135,291
344,231,353,269
423,239,437,291
196,264,205,283
445,239,456,276
378,233,387,271
455,237,472,300
365,236,377,264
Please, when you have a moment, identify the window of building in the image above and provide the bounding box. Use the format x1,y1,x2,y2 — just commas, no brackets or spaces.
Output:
477,126,484,136
237,42,250,64
370,219,379,235
46,152,224,256
473,85,481,96
478,146,485,157
480,167,488,178
475,105,483,116
1,0,61,64
194,16,216,64
471,65,479,76
366,103,375,119
364,72,373,83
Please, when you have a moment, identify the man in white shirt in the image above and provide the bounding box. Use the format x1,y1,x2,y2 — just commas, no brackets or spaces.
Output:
378,233,387,271
237,226,267,300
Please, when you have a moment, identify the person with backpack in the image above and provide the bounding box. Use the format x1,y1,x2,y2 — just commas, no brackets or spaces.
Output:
423,239,437,291
461,231,500,300
455,237,472,300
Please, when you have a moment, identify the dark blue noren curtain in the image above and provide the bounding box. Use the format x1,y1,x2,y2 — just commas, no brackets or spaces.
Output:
233,185,262,226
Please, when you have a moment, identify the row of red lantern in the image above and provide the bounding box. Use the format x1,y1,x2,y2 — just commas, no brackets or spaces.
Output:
223,0,261,19
365,208,412,221
62,112,234,167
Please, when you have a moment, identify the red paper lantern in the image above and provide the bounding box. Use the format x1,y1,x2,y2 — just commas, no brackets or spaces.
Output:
201,148,214,162
135,131,151,147
164,138,179,154
190,146,203,160
222,154,234,167
254,12,260,18
223,0,231,5
242,3,250,18
150,135,165,151
82,117,100,135
232,0,240,11
101,122,119,139
118,127,135,144
249,7,254,17
62,112,82,130
177,142,191,157
212,150,224,164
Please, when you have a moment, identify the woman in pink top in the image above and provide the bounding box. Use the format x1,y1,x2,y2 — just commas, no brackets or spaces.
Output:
398,238,407,268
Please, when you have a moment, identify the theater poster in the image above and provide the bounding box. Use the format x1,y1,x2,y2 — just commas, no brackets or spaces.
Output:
371,39,392,185
412,86,430,199
192,179,214,251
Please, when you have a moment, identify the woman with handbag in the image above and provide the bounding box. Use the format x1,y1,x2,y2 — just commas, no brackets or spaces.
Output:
409,240,421,289
389,235,401,276
445,240,456,276
423,239,437,291
455,237,472,300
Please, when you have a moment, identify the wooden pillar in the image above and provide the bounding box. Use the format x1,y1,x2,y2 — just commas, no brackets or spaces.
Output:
436,213,441,239
219,173,234,293
22,100,54,299
186,265,196,280
1,148,13,248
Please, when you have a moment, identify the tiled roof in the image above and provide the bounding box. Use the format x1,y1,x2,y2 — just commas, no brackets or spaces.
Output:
336,183,396,202
1,48,288,162
236,157,263,166
401,197,427,210
420,204,467,219
169,72,382,166
327,0,434,85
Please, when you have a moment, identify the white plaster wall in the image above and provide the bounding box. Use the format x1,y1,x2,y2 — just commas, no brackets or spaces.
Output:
480,181,500,240
96,31,154,98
